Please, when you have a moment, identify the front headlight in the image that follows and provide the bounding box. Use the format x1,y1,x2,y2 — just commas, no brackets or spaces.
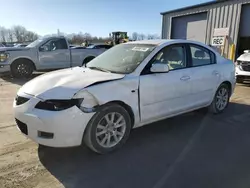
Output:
235,61,243,70
0,52,9,62
73,91,99,112
35,99,82,111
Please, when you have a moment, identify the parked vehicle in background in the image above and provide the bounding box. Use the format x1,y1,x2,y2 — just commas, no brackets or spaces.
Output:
0,43,5,48
86,44,112,49
14,44,28,48
235,50,250,83
14,39,235,154
0,36,106,78
71,46,86,49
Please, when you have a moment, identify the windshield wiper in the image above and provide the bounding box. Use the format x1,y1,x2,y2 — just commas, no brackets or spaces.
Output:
88,66,111,73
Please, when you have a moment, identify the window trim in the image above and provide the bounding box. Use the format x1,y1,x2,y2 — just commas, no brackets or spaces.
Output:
188,44,217,68
141,43,190,75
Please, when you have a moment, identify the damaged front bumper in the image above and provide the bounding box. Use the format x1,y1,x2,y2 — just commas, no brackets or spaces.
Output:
13,92,96,147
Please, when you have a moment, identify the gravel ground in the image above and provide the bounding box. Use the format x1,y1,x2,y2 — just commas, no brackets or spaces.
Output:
0,75,250,188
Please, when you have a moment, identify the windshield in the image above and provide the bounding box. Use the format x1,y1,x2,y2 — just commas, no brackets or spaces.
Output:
87,43,156,74
26,38,43,48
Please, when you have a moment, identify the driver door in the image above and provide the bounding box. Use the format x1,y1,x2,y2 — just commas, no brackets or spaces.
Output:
139,44,193,122
38,38,70,69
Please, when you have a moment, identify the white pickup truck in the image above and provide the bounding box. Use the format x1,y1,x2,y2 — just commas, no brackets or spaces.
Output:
0,36,106,78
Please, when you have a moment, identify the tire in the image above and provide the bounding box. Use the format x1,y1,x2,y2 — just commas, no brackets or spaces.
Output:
11,60,34,78
209,83,230,114
84,104,132,154
82,56,95,66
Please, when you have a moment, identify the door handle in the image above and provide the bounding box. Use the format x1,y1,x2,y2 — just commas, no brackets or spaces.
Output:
180,76,190,81
212,70,220,76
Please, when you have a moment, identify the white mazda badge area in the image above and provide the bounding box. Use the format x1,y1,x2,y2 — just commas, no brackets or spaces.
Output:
14,40,236,154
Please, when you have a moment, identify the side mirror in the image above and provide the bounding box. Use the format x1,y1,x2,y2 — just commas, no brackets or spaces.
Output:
150,63,169,73
39,46,45,52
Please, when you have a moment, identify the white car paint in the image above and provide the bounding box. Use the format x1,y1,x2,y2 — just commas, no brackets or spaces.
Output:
14,39,236,149
236,51,250,81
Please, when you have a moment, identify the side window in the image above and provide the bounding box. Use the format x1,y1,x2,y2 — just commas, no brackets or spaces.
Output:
56,39,68,49
39,39,68,52
152,45,186,71
190,45,215,67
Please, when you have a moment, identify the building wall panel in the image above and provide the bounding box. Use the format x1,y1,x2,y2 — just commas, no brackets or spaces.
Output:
162,0,250,58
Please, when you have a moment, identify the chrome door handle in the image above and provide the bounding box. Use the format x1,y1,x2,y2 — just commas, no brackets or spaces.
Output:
180,76,190,81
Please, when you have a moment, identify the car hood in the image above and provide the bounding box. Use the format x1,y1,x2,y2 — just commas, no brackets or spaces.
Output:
0,47,31,52
18,67,125,100
237,53,250,62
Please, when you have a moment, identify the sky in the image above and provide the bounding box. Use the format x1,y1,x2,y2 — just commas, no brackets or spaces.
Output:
1,0,212,37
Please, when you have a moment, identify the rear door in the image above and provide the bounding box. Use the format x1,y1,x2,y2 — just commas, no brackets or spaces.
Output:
187,44,220,108
38,38,70,69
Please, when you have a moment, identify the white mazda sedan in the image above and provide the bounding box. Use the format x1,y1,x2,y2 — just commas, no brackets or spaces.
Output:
14,40,236,154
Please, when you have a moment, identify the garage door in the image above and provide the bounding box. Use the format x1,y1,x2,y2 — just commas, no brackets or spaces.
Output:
239,4,250,37
171,12,208,43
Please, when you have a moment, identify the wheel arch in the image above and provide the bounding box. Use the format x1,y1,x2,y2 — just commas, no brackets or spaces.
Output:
104,100,135,128
220,80,232,96
83,56,95,65
11,57,36,70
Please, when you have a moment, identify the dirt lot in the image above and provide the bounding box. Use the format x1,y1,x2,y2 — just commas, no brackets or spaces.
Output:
0,75,250,188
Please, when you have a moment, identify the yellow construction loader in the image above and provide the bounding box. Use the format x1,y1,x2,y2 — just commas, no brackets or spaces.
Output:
106,31,130,46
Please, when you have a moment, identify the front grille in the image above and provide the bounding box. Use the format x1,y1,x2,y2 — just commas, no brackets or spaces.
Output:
15,119,28,135
16,96,29,105
241,65,250,72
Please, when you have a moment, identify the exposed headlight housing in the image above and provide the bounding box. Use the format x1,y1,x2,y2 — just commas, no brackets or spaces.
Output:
73,91,99,113
35,99,82,111
0,52,9,62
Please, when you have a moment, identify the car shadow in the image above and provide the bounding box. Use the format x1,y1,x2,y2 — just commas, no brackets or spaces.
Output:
0,72,44,86
38,102,250,188
239,82,250,87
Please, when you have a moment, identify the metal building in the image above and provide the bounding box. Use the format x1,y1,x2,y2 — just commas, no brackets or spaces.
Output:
161,0,250,60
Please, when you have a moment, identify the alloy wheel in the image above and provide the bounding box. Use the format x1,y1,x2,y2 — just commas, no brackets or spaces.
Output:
215,87,229,111
96,112,126,148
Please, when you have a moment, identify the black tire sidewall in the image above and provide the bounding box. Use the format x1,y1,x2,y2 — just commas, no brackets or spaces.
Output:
210,84,230,114
84,104,132,154
11,61,34,78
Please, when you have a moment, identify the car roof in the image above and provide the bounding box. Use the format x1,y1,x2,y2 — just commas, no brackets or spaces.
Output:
127,39,205,46
126,39,219,55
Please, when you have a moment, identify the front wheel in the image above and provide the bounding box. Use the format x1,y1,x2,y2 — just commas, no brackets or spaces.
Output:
83,104,132,154
11,60,34,78
209,84,230,114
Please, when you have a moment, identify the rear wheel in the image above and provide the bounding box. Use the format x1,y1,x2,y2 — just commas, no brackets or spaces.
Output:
11,60,34,78
209,84,230,114
84,104,131,154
